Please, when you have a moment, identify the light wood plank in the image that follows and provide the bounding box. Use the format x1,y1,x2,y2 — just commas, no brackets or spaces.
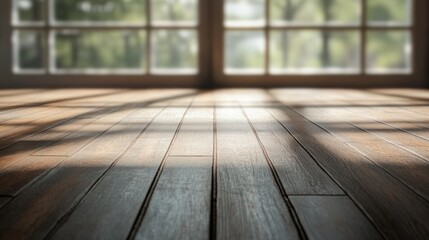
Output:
0,141,50,172
31,103,151,156
290,196,382,240
24,118,95,142
170,104,213,156
0,105,100,150
216,106,300,240
136,157,211,240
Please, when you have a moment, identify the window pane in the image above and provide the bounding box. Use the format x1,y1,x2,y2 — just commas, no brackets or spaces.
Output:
270,0,360,26
152,0,198,26
225,31,265,74
224,0,265,27
151,30,198,74
14,30,45,72
54,0,145,25
270,31,360,74
13,0,45,24
367,0,411,25
54,31,146,73
366,31,411,73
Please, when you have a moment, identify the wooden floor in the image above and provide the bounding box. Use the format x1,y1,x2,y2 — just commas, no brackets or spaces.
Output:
0,88,428,240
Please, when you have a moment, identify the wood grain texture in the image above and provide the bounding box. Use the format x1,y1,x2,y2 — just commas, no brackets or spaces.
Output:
170,104,213,156
136,157,212,240
50,106,188,240
356,106,429,140
32,103,152,157
0,112,152,239
216,106,300,240
24,118,95,142
0,197,11,208
300,107,429,201
243,107,343,195
0,89,428,239
0,141,50,172
290,196,382,240
0,105,98,150
0,156,67,196
268,106,429,240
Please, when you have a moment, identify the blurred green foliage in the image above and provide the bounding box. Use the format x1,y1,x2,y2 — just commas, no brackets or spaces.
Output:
17,31,44,69
14,0,411,73
55,31,146,70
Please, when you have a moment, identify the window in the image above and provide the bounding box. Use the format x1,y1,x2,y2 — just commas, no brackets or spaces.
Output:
223,0,413,75
11,0,198,74
1,0,427,87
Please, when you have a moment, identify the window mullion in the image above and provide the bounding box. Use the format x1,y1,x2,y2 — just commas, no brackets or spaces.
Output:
45,0,51,74
146,0,151,75
265,0,270,75
361,0,367,75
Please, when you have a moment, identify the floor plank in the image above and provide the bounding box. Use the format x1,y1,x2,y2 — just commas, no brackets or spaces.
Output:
50,105,188,240
170,103,213,156
136,157,212,240
0,89,427,239
32,108,139,157
302,107,429,201
290,196,382,240
0,141,50,172
268,106,429,240
243,106,344,195
215,106,300,240
0,197,11,208
0,156,67,196
0,107,150,239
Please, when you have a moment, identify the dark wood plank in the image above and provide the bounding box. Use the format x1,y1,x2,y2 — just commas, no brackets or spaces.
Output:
0,156,67,196
243,107,343,195
49,106,188,240
268,106,429,240
216,106,300,240
136,157,211,240
290,196,382,240
0,197,11,208
0,111,153,239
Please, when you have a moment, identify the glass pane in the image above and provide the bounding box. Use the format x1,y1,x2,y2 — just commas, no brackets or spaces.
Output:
270,0,360,26
366,31,411,73
54,31,146,73
367,0,411,25
152,0,198,26
54,0,145,25
13,0,45,24
225,31,265,74
151,30,198,74
270,30,360,74
224,0,265,27
14,30,45,72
